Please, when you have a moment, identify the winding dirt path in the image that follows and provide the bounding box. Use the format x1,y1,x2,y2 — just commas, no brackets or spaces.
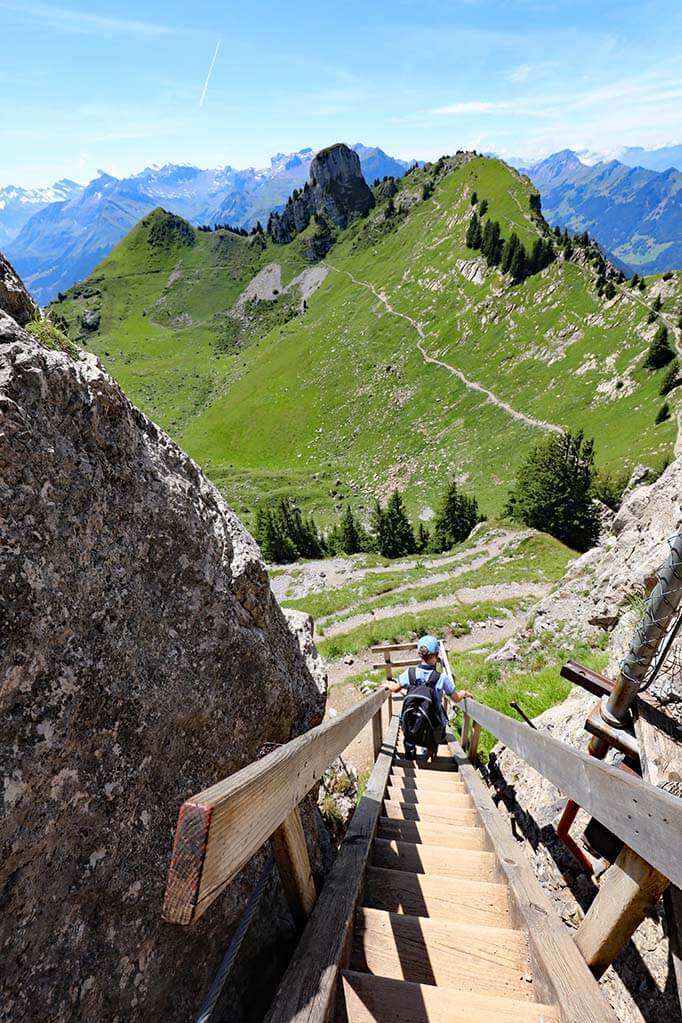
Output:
327,264,561,434
320,580,549,639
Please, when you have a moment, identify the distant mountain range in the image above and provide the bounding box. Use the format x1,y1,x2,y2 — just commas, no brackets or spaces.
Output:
2,145,411,304
521,150,682,275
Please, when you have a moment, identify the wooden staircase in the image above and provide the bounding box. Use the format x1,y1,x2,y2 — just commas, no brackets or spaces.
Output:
340,754,559,1022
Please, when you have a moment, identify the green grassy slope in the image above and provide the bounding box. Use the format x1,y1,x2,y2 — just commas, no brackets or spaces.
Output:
53,158,682,527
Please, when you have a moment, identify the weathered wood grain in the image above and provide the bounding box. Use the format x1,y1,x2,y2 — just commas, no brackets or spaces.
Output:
271,806,317,927
264,712,400,1023
163,689,387,924
449,735,619,1023
363,866,510,926
462,697,682,886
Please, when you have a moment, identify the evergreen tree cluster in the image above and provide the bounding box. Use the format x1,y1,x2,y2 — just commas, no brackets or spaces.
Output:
254,479,485,563
254,498,325,563
505,430,601,552
644,324,675,370
197,221,264,236
466,205,555,283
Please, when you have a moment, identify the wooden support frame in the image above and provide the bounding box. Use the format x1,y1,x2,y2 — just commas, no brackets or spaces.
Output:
449,734,619,1023
575,845,669,977
270,806,317,927
265,710,400,1023
163,689,387,925
371,708,383,761
460,698,682,888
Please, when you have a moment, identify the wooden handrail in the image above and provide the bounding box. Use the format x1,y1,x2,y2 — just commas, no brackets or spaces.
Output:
163,688,387,925
462,698,682,887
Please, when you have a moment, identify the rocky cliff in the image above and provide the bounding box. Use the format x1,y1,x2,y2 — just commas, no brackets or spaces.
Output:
0,311,328,1022
0,250,37,324
492,461,682,1023
267,143,375,252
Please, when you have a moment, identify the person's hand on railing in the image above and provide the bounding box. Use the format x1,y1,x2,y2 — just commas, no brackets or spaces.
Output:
382,680,402,694
452,689,473,702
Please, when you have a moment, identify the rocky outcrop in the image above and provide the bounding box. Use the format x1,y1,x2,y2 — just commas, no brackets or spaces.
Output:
491,458,682,1023
268,144,374,251
0,315,328,1022
0,250,37,325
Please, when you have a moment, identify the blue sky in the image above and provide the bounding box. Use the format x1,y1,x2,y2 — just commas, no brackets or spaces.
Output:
2,0,682,186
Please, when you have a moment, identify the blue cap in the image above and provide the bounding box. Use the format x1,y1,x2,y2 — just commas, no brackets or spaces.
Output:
417,634,439,655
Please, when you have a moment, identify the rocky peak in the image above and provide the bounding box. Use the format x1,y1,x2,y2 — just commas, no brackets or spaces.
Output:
267,143,375,254
0,250,38,324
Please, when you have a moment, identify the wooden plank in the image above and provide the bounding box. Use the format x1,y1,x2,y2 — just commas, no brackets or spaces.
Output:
163,688,386,925
351,907,531,998
448,735,619,1023
270,806,317,927
461,711,471,751
462,697,682,887
381,799,478,827
371,658,422,671
370,643,419,654
376,817,489,850
364,866,510,926
384,784,471,807
264,711,400,1023
372,838,498,882
341,971,560,1023
575,845,669,977
392,754,455,772
389,766,464,790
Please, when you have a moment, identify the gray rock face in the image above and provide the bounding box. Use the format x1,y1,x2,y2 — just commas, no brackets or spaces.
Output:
491,455,682,1022
0,317,327,1022
268,143,374,249
0,250,37,325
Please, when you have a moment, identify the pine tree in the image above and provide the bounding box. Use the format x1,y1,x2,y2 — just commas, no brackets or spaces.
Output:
509,241,527,283
505,430,601,552
656,402,671,424
644,324,675,370
432,479,484,552
653,294,663,312
500,232,520,275
254,506,297,563
660,359,680,395
630,274,639,288
481,219,501,264
465,213,482,249
416,523,430,553
470,191,478,206
478,198,489,217
372,492,416,558
338,505,367,554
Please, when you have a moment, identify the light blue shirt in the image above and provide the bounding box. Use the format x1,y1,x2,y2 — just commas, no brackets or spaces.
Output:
398,663,455,699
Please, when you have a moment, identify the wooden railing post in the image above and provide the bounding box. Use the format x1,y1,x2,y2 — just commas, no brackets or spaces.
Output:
461,712,471,752
468,721,482,763
575,846,669,977
271,805,317,927
383,648,393,681
372,707,383,761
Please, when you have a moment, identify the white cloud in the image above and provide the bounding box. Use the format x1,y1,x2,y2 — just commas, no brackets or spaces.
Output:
0,1,175,35
432,100,513,115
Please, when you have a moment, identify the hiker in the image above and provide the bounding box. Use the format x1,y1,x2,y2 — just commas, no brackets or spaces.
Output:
383,634,472,760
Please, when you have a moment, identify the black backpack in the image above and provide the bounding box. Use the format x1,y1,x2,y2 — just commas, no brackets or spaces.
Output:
401,667,446,748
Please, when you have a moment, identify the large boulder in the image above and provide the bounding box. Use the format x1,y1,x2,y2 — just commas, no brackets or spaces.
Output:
0,250,38,325
0,314,328,1022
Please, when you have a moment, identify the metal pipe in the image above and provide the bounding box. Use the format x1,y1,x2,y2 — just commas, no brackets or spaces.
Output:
510,701,537,729
590,533,682,757
585,702,640,760
557,800,595,875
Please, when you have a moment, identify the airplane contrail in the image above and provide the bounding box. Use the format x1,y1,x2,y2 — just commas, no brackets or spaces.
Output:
199,39,221,107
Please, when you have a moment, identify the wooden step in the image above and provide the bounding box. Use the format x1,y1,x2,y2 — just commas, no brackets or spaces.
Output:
351,907,532,999
342,971,559,1022
382,799,479,827
372,838,498,882
384,784,472,808
390,766,465,791
393,755,455,772
364,867,511,927
376,817,489,851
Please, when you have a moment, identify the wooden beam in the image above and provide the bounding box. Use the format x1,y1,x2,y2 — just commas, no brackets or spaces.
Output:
370,643,418,654
264,711,400,1023
461,698,682,887
461,712,471,752
468,722,482,762
162,688,387,924
575,845,669,977
448,735,618,1023
271,806,317,927
371,658,421,671
371,708,383,761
